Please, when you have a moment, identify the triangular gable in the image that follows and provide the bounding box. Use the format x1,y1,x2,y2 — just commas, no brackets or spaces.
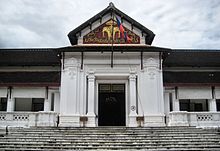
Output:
68,3,155,45
83,19,140,44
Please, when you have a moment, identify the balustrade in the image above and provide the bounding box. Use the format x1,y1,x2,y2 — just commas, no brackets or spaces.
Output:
0,112,58,127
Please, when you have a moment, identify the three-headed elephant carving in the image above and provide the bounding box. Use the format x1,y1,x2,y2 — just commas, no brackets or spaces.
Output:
102,26,120,40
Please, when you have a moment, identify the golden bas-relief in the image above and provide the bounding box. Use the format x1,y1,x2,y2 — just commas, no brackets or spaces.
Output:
83,19,140,44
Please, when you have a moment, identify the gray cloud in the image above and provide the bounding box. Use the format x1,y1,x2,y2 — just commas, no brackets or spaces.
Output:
0,0,220,49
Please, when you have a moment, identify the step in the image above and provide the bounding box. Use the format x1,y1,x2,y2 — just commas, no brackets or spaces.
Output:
1,137,219,142
1,127,220,151
1,144,220,149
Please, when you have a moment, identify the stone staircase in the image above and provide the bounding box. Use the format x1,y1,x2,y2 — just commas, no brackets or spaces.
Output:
0,127,220,150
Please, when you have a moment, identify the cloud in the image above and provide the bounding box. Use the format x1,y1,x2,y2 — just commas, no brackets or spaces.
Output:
0,0,220,49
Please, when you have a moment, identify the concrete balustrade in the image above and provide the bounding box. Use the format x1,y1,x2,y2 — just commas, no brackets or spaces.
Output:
169,111,220,127
0,112,58,127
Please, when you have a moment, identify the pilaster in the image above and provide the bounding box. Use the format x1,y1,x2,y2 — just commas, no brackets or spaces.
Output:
59,57,80,127
139,56,165,127
86,71,96,127
128,72,137,127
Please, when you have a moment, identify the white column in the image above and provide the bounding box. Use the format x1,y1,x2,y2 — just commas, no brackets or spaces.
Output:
164,92,170,126
168,91,189,127
208,99,217,112
54,92,60,113
172,92,180,111
7,97,15,112
164,92,170,115
59,57,80,127
128,72,137,127
138,56,165,127
44,91,51,112
86,71,96,127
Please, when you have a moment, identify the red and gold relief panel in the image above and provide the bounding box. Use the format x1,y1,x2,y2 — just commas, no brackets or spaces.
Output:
83,19,140,44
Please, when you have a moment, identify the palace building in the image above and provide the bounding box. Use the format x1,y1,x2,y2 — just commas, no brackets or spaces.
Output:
0,3,220,128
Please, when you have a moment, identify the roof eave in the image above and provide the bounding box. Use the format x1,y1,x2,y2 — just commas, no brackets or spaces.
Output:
58,45,171,52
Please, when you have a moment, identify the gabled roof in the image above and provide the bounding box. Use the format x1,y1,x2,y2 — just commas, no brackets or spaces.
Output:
68,2,155,45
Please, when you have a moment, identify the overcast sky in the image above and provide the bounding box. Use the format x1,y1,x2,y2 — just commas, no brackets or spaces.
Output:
0,0,220,49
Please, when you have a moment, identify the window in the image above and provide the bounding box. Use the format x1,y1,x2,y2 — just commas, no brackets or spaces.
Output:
0,98,7,111
15,98,44,112
216,99,220,111
180,99,190,111
32,98,44,112
169,93,173,112
50,93,54,111
180,99,208,112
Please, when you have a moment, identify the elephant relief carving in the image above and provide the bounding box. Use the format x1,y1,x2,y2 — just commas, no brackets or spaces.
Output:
102,26,120,40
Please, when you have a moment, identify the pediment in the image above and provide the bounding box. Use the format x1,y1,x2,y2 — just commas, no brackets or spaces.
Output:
68,3,155,45
83,19,140,44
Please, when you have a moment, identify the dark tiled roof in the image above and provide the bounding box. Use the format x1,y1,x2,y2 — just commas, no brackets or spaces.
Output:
163,49,220,67
163,71,220,86
68,3,155,45
0,72,60,86
0,49,61,66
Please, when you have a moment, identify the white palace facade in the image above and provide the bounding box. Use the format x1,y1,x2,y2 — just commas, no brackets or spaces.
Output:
1,3,220,128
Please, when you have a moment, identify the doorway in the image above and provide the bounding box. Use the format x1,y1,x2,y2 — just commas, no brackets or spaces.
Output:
98,84,125,126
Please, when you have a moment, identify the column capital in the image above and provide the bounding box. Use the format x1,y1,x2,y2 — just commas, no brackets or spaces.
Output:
88,71,95,80
129,72,136,80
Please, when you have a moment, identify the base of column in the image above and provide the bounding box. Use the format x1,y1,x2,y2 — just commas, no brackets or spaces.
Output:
128,113,138,127
86,113,96,127
59,114,80,127
143,114,166,127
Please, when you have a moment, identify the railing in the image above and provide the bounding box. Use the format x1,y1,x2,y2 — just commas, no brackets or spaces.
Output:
0,112,58,127
189,112,220,127
169,111,220,127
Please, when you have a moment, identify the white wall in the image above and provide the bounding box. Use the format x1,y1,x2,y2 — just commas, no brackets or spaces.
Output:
215,87,220,99
13,88,46,98
178,87,212,99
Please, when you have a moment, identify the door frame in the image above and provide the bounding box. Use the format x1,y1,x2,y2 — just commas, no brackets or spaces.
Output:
96,80,128,126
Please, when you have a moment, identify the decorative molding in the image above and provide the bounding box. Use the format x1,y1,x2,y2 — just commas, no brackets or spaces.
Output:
68,68,77,79
143,57,158,68
131,105,136,111
129,71,136,80
64,58,79,68
88,71,95,81
83,19,140,44
147,68,156,80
